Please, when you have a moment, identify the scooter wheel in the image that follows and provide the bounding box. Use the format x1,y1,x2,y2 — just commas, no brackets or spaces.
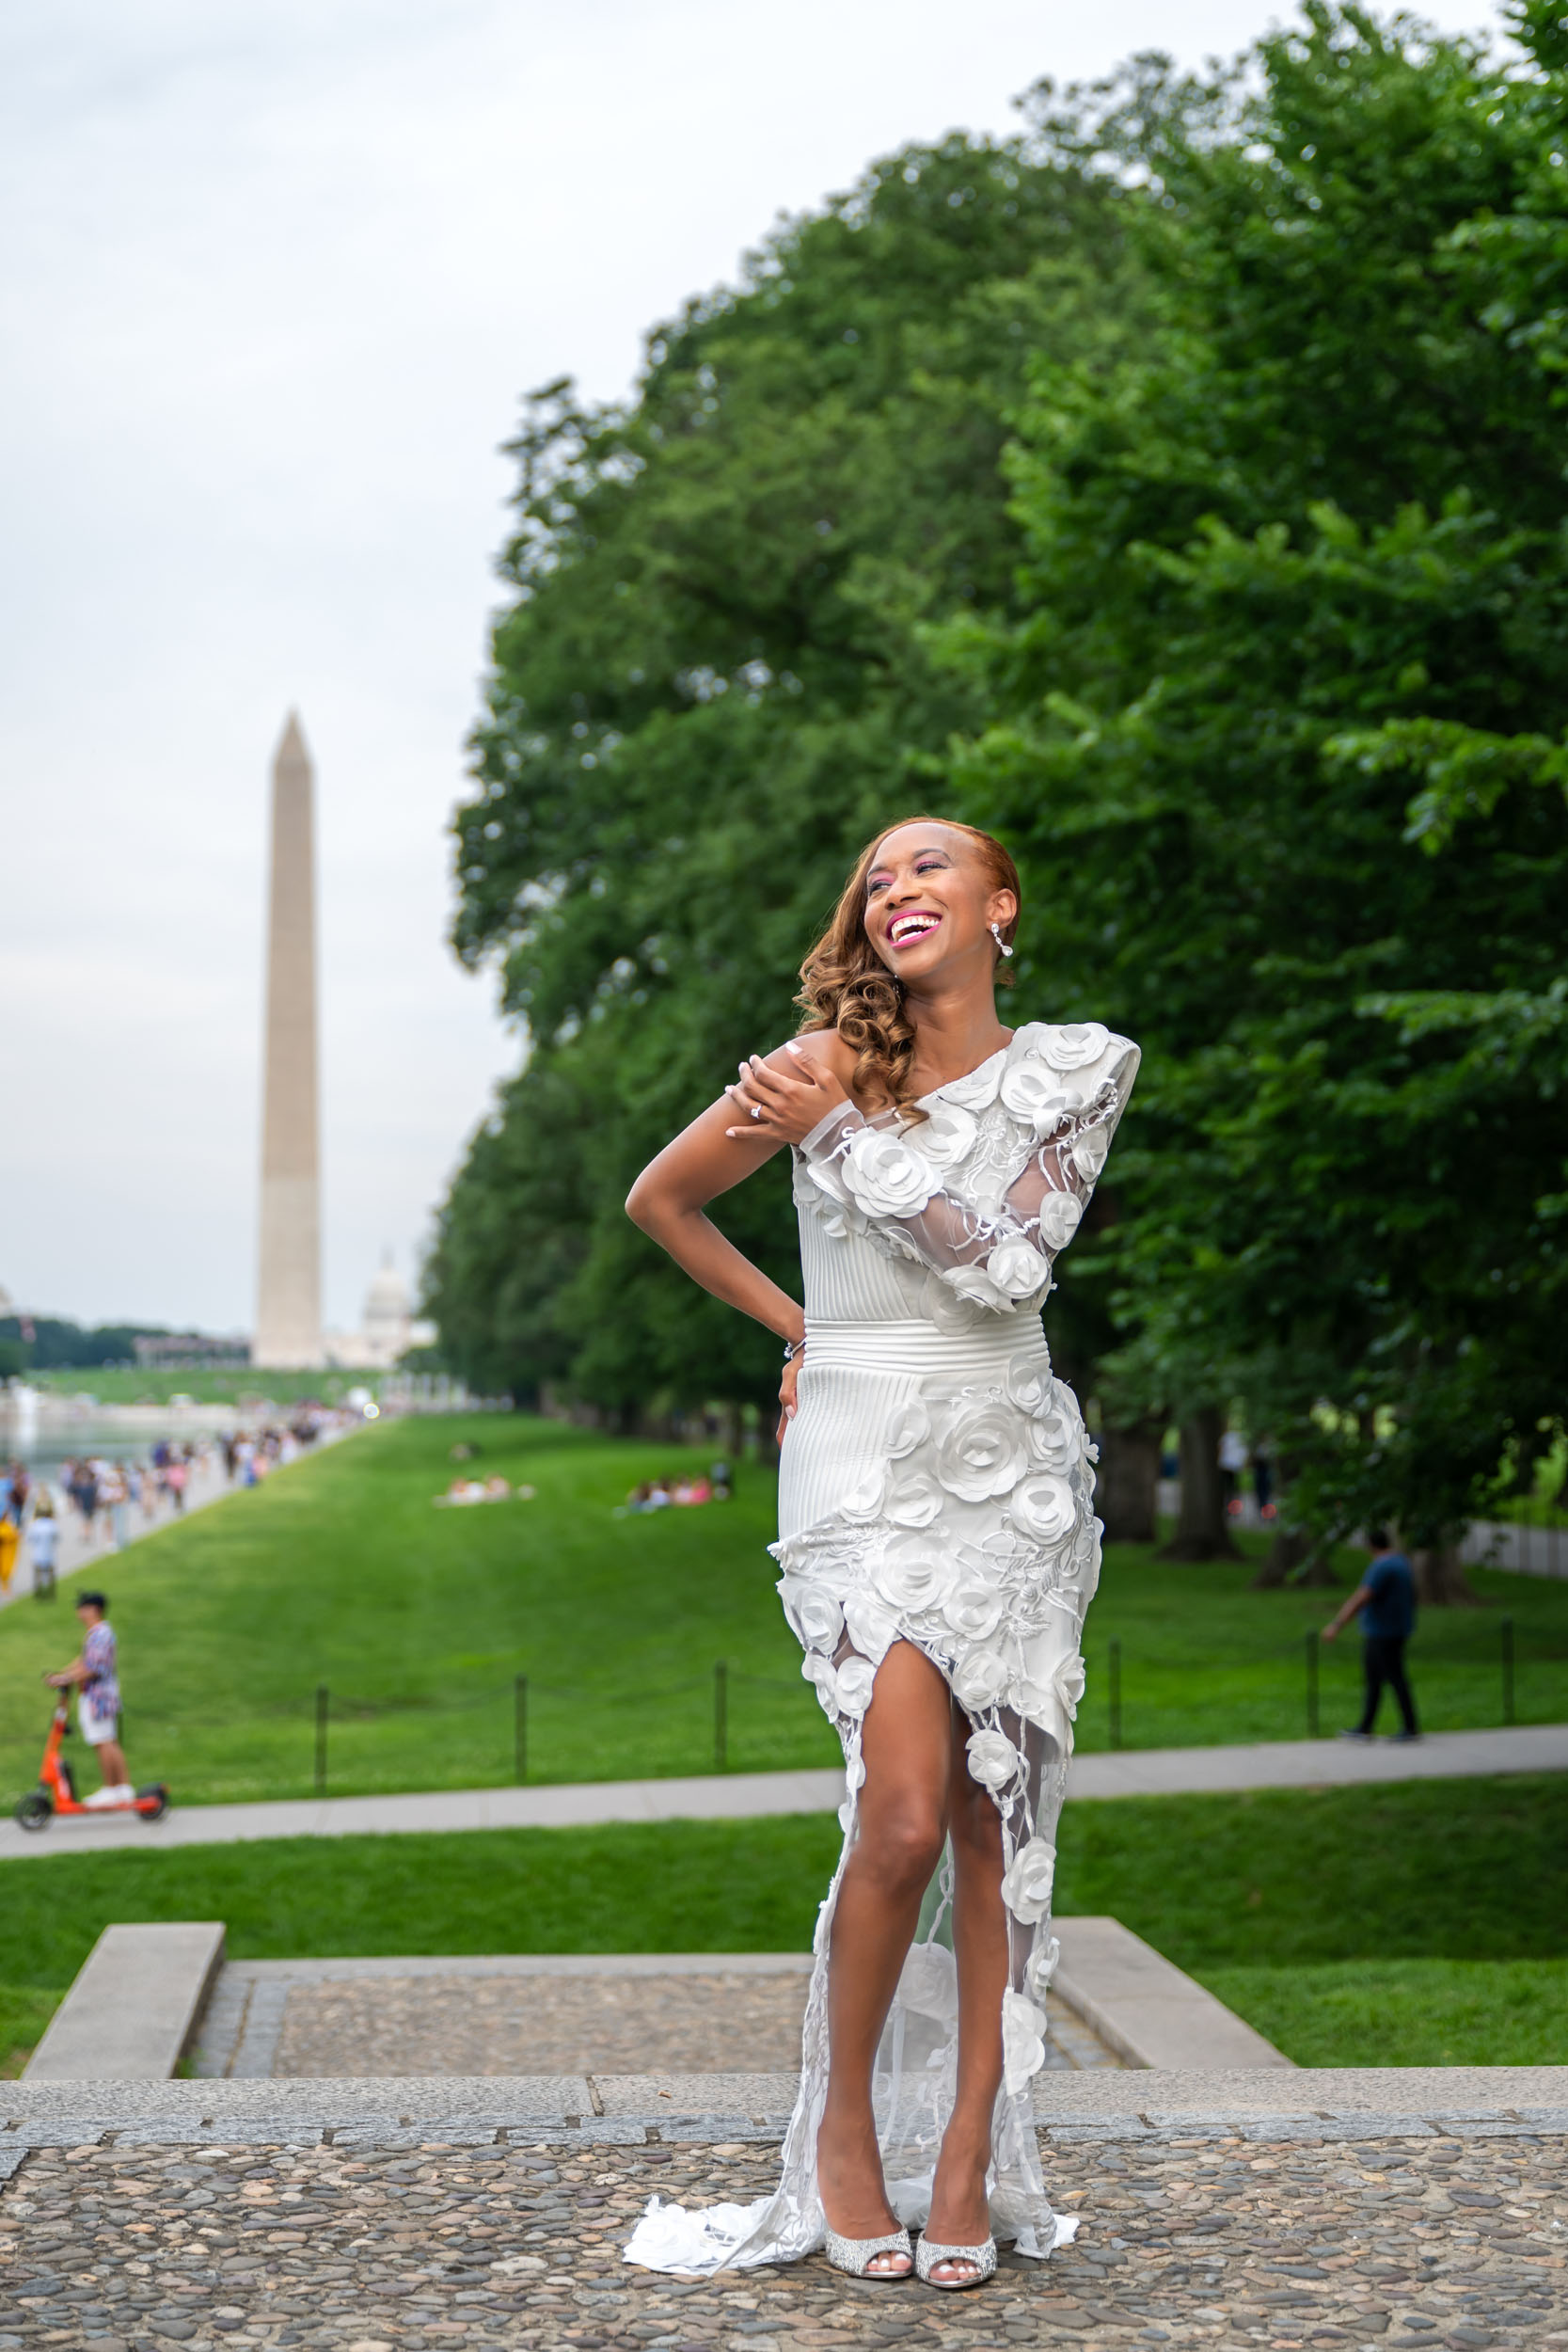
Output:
135,1785,169,1822
15,1789,53,1832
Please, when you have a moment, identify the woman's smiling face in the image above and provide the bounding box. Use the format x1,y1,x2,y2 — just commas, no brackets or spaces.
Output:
863,822,1016,982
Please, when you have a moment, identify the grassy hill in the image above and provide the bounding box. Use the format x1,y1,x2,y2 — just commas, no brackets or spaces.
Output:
3,1411,1563,1812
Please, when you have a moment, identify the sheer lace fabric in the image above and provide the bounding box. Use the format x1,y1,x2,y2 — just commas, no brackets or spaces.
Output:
625,1022,1139,2277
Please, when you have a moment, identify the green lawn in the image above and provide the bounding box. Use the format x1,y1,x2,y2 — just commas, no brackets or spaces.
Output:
1202,1960,1568,2068
1,1775,1562,2073
0,1414,829,1810
3,1412,1562,1812
0,1983,61,2079
1084,1544,1565,1753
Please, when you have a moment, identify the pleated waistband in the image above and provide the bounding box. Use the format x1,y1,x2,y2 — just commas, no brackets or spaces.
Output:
803,1315,1049,1376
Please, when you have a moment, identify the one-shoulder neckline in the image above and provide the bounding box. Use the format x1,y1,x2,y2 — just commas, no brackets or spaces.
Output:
861,1025,1037,1125
914,1030,1018,1108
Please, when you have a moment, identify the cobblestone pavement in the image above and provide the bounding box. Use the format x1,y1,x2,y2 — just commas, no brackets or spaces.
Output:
274,1976,813,2079
267,1975,1117,2081
2,2125,1565,2348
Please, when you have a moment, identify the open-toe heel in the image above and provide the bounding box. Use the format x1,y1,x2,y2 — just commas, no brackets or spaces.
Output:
916,2233,997,2291
824,2225,913,2280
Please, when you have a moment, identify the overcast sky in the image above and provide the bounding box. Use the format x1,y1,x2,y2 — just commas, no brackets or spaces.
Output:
2,0,1497,1337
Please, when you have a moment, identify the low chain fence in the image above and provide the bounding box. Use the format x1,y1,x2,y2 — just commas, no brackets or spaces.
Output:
8,1619,1559,1807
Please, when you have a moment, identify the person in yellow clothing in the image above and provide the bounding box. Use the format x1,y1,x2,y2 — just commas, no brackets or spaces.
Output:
0,1465,21,1595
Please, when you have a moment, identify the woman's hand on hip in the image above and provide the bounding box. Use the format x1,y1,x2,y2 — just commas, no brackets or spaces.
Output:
726,1044,848,1145
777,1347,803,1449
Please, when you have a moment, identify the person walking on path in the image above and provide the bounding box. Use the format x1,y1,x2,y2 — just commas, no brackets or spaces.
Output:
25,1490,60,1597
103,1464,131,1550
622,818,1138,2288
45,1590,134,1804
1323,1529,1419,1741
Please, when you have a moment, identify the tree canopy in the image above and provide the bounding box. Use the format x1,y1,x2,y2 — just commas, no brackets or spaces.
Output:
949,0,1568,1552
432,3,1567,1554
429,130,1145,1421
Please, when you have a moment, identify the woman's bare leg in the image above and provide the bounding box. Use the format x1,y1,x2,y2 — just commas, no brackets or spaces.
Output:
816,1641,952,2270
925,1699,1009,2280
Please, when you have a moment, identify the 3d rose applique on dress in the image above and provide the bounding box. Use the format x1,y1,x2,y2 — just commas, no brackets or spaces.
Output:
624,1019,1138,2280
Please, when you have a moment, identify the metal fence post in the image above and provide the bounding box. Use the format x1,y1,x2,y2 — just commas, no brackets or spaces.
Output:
1501,1616,1515,1726
1306,1631,1320,1740
314,1683,328,1798
515,1674,529,1784
714,1659,728,1772
1108,1639,1123,1752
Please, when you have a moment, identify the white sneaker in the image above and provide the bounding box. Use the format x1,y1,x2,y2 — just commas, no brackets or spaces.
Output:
83,1786,122,1808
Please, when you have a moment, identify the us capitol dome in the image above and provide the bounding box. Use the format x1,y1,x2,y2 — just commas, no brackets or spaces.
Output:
323,1251,435,1371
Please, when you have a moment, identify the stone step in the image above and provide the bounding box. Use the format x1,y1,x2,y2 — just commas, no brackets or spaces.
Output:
24,1920,226,2081
1053,1915,1295,2071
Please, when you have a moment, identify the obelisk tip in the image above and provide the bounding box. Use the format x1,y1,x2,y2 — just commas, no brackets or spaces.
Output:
275,709,310,769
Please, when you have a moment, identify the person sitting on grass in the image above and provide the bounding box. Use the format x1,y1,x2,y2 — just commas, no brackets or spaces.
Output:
44,1591,135,1806
1322,1529,1420,1743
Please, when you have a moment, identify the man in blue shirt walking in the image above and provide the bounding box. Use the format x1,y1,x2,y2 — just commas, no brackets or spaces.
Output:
1322,1530,1420,1741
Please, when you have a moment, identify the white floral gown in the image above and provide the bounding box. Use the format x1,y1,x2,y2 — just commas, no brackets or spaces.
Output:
626,1020,1140,2275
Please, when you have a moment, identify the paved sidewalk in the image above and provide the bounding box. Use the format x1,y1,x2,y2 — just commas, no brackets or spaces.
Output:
1069,1720,1568,1797
2,2072,1566,2350
0,1767,847,1862
4,1723,1563,1863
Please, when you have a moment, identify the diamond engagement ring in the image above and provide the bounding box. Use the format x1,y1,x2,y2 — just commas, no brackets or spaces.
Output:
751,1104,762,1120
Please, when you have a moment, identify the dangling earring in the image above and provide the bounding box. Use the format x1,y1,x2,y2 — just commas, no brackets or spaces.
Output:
990,921,1014,959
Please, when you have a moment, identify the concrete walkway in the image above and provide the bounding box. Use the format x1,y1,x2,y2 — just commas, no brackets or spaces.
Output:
4,1722,1563,1862
1069,1718,1568,1796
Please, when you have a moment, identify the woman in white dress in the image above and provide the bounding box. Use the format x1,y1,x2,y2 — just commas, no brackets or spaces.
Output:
623,818,1138,2290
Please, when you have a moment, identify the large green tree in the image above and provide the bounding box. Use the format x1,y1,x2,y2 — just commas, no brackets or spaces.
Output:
950,2,1568,1575
429,132,1146,1420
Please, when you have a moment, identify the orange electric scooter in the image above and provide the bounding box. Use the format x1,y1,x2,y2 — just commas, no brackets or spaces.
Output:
14,1700,168,1831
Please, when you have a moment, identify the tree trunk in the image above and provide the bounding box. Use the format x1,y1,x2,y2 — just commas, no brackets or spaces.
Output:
712,1402,744,1462
1097,1416,1163,1545
1250,1528,1338,1587
1159,1406,1243,1561
1412,1542,1482,1607
753,1408,781,1470
1252,1527,1311,1588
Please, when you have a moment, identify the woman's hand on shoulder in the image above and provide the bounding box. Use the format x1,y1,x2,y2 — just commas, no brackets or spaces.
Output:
725,1035,853,1147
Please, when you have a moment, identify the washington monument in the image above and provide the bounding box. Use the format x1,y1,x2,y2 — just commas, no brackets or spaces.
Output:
254,713,324,1369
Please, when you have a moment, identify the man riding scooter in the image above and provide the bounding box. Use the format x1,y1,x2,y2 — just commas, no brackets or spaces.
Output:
46,1592,134,1808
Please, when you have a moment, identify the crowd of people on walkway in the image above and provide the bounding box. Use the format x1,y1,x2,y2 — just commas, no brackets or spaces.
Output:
57,1443,201,1544
0,1408,342,1601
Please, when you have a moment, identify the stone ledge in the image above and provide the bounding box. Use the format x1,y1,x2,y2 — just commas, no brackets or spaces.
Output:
1051,1915,1295,2071
23,1920,226,2081
5,2064,1567,2147
224,1949,817,1983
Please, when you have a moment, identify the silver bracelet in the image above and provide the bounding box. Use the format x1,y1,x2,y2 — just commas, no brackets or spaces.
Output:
783,1335,806,1364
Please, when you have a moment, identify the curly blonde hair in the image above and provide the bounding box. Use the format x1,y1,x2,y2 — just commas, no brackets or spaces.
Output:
795,818,1020,1120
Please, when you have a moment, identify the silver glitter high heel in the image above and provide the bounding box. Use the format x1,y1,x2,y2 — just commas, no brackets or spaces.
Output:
915,2233,997,2290
824,2223,913,2280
